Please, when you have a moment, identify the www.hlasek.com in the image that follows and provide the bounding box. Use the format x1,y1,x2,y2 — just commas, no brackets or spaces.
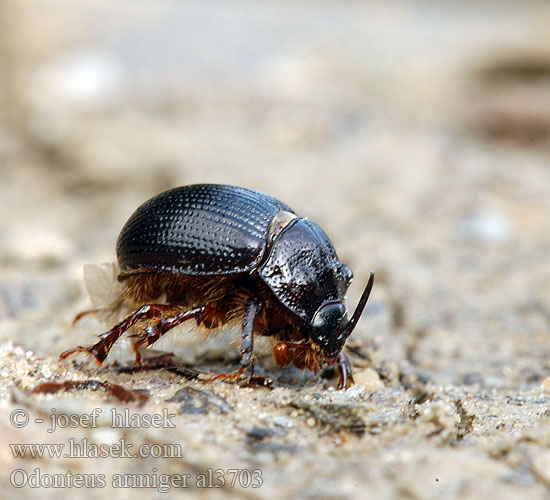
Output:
10,468,263,491
10,437,183,459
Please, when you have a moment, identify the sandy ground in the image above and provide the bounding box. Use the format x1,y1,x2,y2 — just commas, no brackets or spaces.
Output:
0,1,549,498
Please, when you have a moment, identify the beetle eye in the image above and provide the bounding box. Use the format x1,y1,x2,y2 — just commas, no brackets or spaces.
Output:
340,264,353,286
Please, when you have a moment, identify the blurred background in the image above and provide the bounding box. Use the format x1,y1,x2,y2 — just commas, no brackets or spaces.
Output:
1,2,550,499
0,0,549,389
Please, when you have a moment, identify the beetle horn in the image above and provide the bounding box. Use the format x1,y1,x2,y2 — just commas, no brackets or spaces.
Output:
336,271,375,343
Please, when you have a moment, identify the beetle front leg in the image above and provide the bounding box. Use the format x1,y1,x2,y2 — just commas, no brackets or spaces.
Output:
335,352,355,389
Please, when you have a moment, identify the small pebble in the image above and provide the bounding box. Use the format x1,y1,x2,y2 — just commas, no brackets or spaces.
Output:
91,428,123,445
39,50,124,106
306,417,316,428
541,376,550,392
345,384,365,398
456,210,512,244
273,416,294,428
531,450,550,486
8,228,74,264
354,368,383,391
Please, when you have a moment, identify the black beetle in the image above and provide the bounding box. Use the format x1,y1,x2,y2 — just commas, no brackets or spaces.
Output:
61,184,374,389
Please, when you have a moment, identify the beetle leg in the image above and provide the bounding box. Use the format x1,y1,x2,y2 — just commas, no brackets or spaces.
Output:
60,304,187,365
273,341,293,367
133,305,214,354
239,297,259,374
72,307,107,327
335,352,355,389
209,297,271,386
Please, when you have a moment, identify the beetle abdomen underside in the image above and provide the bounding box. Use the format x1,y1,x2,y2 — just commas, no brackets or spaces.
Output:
116,185,293,275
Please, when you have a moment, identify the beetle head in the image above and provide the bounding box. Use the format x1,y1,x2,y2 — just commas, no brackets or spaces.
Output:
311,302,347,351
313,271,375,358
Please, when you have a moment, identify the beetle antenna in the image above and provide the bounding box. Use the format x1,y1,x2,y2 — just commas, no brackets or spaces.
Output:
337,271,375,343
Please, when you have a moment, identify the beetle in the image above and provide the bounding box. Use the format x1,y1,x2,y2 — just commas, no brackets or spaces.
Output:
60,184,374,389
